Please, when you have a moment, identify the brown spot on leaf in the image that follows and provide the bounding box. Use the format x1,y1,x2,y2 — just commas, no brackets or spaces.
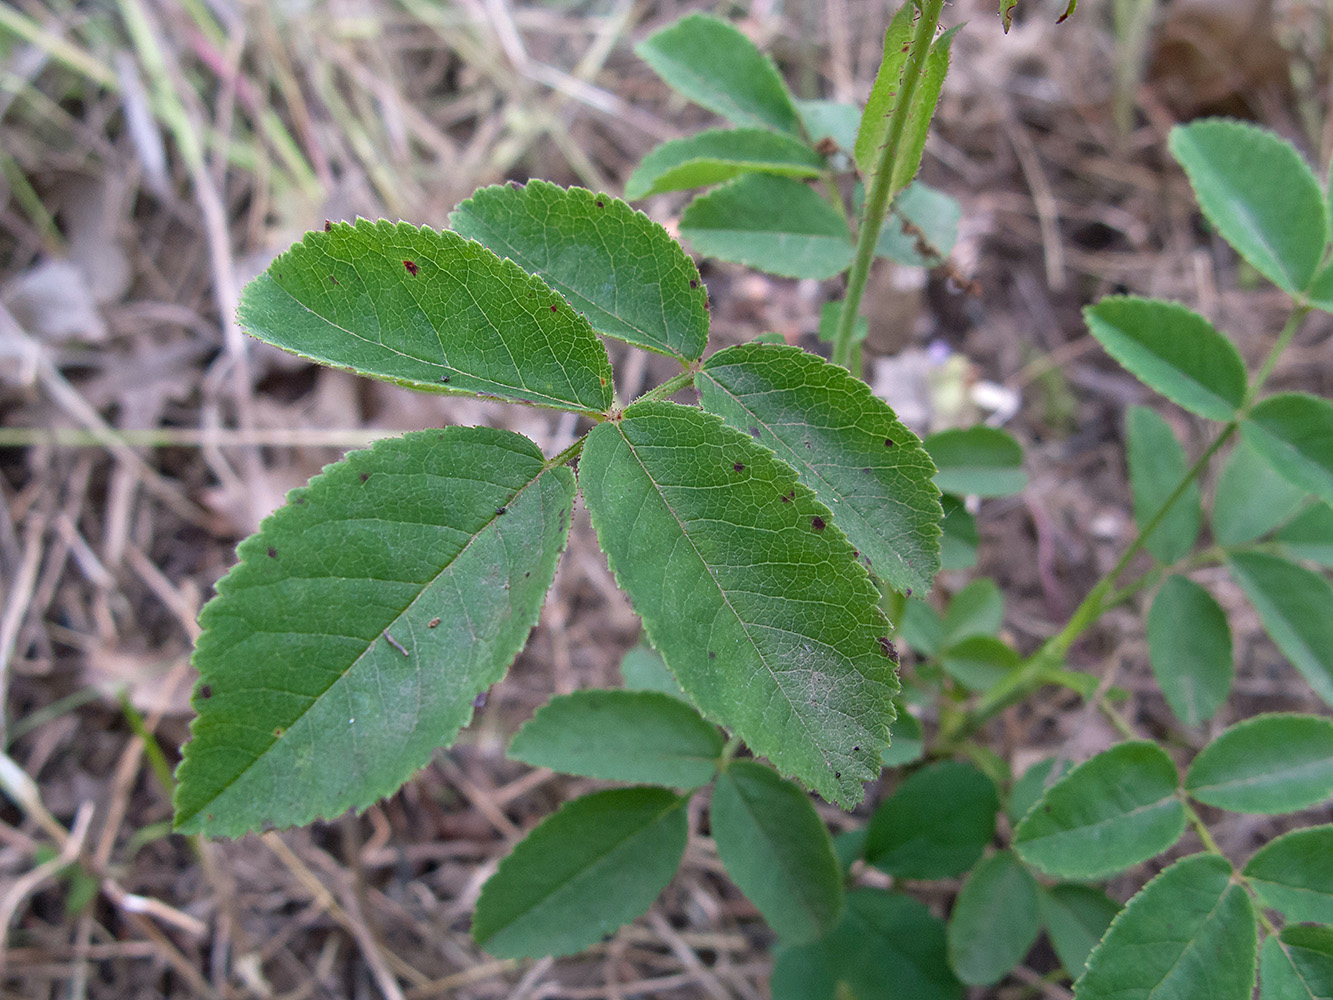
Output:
812,516,826,531
781,490,794,503
199,684,212,699
440,375,450,383
689,279,698,288
733,462,745,472
403,260,419,276
359,472,370,483
748,427,760,437
835,772,841,779
274,727,285,738
709,651,716,660
877,637,899,662
904,588,913,597
329,275,339,285
324,219,333,231
428,617,441,628
884,437,896,447
267,547,277,558
495,506,507,515
550,304,559,312
596,200,604,208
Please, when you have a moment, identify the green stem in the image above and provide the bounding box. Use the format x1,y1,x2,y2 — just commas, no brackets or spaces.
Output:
633,370,697,405
1245,303,1309,406
831,0,943,370
547,434,587,470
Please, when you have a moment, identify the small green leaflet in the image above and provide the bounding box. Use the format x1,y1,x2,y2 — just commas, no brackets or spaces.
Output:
878,182,962,267
1039,884,1121,978
924,427,1027,497
506,689,722,790
1227,551,1333,706
865,760,998,879
471,787,688,957
580,401,899,807
680,174,854,280
1184,713,1333,814
238,220,612,414
1261,927,1333,1000
1244,825,1333,925
626,128,825,199
1084,297,1247,421
1075,854,1257,1000
946,851,1041,986
450,181,709,363
697,342,942,595
175,429,573,835
711,760,844,944
1013,741,1185,880
1212,438,1309,546
1146,575,1233,726
1125,405,1200,563
634,14,800,135
1242,393,1333,508
853,5,914,182
1169,118,1328,295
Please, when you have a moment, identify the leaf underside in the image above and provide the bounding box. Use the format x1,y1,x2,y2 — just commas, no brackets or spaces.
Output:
238,219,613,414
174,428,574,835
580,400,899,807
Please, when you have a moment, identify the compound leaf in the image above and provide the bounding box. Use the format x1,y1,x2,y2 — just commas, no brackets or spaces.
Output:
1013,742,1185,880
1169,118,1327,295
472,787,688,957
450,181,708,362
947,851,1041,986
1185,713,1333,814
1084,297,1246,421
1146,575,1233,726
1245,825,1333,925
1228,551,1333,706
924,427,1027,497
680,174,854,280
1125,405,1200,563
1076,854,1257,1000
507,690,722,790
1243,393,1333,509
865,760,998,879
626,128,825,199
697,342,942,594
1040,884,1121,979
580,401,899,807
238,219,612,414
711,760,844,944
1261,927,1333,1000
635,14,800,135
175,429,573,835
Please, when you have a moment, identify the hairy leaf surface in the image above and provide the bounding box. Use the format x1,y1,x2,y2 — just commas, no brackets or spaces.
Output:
238,220,612,413
697,342,941,594
580,401,899,807
450,181,709,362
175,429,573,835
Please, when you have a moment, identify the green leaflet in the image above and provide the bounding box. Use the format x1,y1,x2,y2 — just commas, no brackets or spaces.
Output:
626,128,825,199
238,219,612,414
175,429,574,835
1277,503,1333,568
946,851,1041,986
1245,825,1333,925
1261,927,1333,1000
1013,741,1185,879
580,401,899,807
1075,854,1257,1000
507,690,722,790
1243,393,1333,508
878,182,962,267
1169,118,1328,295
711,760,844,944
865,760,998,879
1084,297,1247,421
472,787,688,957
1146,575,1233,726
634,14,800,135
619,643,687,700
1039,884,1121,978
1125,405,1200,563
939,495,979,570
853,4,914,182
697,342,942,595
680,174,855,280
1212,438,1309,546
1228,551,1333,706
450,181,709,362
940,579,1004,646
924,427,1027,497
1185,713,1333,814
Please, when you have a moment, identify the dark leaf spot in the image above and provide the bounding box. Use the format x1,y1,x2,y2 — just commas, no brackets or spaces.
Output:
324,219,333,231
862,466,873,474
689,279,698,288
709,651,716,660
812,516,826,531
199,684,212,699
403,260,419,276
596,200,604,208
428,617,441,628
274,727,285,738
267,546,277,558
329,275,339,285
294,496,306,505
525,571,531,578
853,745,860,752
359,472,370,483
834,772,841,779
884,437,896,447
733,462,745,472
904,588,913,597
748,426,760,437
440,375,450,383
781,490,794,503
473,692,488,708
550,304,559,312
495,506,507,515
877,637,899,662
853,550,859,559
